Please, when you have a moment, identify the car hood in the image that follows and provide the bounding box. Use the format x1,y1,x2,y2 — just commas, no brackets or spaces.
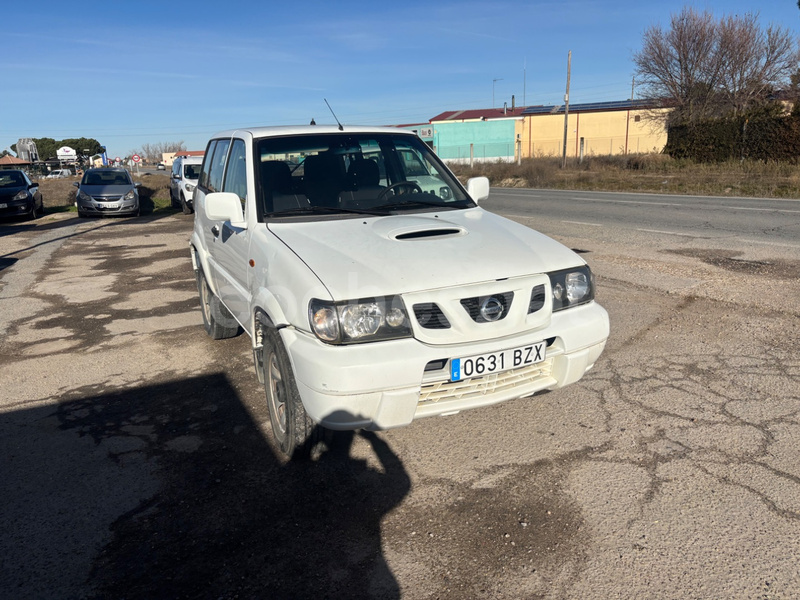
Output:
79,184,135,195
268,207,585,299
0,185,27,199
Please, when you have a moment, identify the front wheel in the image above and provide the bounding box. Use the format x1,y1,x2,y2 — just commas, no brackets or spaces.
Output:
260,324,320,458
181,193,193,215
196,268,240,339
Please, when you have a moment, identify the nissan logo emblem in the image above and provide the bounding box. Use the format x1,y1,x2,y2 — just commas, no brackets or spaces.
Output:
480,297,504,322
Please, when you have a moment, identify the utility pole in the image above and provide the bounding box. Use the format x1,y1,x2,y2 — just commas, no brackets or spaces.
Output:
561,50,571,169
523,59,527,106
493,78,503,108
631,76,635,100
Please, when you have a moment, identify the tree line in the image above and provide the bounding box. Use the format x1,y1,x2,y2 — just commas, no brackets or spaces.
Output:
634,7,800,161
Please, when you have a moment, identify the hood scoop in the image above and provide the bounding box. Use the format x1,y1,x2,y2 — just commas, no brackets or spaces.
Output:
394,228,464,240
370,215,468,241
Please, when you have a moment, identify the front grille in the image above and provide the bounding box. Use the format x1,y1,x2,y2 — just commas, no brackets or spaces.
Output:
413,303,451,329
460,292,514,323
419,358,554,405
529,284,546,313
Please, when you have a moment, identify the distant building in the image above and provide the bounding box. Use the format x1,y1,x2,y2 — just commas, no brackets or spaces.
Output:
0,154,31,170
520,100,669,158
425,100,670,163
163,150,204,166
430,106,530,163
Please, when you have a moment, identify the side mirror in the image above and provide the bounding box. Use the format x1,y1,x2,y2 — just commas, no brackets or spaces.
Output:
73,181,80,187
206,192,246,228
466,176,490,204
134,182,141,188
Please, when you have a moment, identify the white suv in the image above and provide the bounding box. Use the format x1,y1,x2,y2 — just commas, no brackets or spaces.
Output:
170,155,203,214
190,125,609,458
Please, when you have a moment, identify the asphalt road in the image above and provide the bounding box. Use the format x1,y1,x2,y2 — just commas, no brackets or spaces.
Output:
1,190,799,599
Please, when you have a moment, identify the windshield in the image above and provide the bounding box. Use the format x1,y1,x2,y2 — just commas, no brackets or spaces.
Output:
184,164,201,179
256,132,472,217
0,171,25,188
82,170,131,186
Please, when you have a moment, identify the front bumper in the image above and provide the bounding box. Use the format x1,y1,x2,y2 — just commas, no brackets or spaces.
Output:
281,301,609,430
0,198,34,218
76,197,139,216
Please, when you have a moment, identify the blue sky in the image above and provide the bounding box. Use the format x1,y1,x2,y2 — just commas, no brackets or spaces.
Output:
2,0,798,157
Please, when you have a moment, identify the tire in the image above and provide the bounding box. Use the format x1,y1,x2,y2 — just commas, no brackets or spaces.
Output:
28,204,39,220
181,193,193,215
196,268,240,339
260,324,321,459
169,187,177,208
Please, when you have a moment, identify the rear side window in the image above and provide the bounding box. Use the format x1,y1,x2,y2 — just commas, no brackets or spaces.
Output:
206,139,231,193
198,142,216,190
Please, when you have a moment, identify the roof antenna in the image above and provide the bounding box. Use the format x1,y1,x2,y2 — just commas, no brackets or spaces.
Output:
310,118,316,125
324,98,344,131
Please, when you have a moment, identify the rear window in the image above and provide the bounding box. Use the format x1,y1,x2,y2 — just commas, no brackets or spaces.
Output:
82,170,131,186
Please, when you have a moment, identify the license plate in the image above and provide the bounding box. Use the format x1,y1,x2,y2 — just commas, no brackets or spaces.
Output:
450,341,546,382
98,202,118,208
0,203,7,209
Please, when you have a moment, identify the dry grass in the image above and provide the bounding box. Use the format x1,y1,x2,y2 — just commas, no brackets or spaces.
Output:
448,155,800,198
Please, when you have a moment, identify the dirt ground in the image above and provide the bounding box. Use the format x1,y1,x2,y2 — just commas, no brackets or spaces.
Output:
1,203,799,599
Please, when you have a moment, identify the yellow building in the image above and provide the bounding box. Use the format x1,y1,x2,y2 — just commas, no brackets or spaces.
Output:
520,100,669,158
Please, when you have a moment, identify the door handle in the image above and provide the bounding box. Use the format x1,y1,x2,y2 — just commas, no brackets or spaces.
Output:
211,225,220,238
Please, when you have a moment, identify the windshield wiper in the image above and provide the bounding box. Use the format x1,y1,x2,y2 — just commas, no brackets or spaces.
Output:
373,198,467,211
266,205,388,217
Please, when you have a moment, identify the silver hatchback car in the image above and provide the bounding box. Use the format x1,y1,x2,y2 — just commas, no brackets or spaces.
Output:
74,168,141,217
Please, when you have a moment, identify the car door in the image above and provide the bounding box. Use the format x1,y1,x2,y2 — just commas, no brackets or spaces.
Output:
210,138,251,326
196,139,229,284
170,159,180,199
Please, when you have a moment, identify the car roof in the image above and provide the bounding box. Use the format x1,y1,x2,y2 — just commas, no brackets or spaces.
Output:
208,124,417,141
180,156,203,164
85,167,128,172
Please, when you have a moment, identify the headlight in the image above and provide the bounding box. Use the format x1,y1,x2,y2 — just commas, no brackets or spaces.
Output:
185,183,195,192
549,266,595,311
309,296,411,344
123,190,136,201
78,190,93,202
13,190,29,201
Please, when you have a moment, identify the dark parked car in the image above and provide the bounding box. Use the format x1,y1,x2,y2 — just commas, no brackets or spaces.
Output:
0,169,44,220
74,168,141,217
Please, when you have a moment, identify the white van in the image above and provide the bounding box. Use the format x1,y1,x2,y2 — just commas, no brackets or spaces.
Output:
169,155,203,214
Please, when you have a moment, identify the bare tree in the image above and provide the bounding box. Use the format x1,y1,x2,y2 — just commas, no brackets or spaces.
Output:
634,7,799,124
634,8,722,124
717,15,798,115
139,141,187,163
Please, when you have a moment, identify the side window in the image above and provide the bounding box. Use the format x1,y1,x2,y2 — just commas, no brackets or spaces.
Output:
207,139,230,193
198,141,216,190
171,160,180,177
223,139,247,207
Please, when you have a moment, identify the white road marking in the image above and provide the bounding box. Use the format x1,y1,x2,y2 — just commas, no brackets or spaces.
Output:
636,228,698,237
562,220,602,227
